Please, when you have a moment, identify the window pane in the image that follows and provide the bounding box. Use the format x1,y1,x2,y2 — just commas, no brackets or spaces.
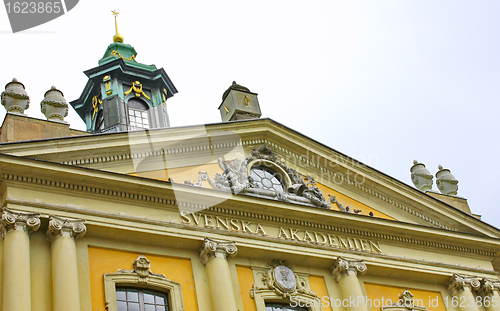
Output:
155,296,165,305
127,291,139,302
144,293,155,304
117,288,168,311
116,290,127,301
128,302,140,311
117,301,128,311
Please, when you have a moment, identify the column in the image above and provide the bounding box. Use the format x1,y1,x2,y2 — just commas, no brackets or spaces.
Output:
1,208,41,311
200,237,238,311
332,257,370,311
478,278,500,311
447,274,481,311
47,216,86,311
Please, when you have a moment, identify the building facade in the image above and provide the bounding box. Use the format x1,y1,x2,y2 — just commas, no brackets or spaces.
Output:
0,25,499,311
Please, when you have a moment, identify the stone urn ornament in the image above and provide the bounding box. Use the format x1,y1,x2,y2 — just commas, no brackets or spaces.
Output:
1,78,30,114
410,160,433,191
435,165,458,196
40,86,68,122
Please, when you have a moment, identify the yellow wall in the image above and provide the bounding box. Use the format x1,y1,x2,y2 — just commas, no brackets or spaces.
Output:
309,275,333,311
315,182,394,220
236,265,257,311
129,161,394,221
88,247,199,311
364,283,446,311
129,162,222,184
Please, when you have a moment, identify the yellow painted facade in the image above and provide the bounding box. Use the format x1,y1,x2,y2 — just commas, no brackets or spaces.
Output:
364,283,446,311
88,247,198,311
0,61,500,311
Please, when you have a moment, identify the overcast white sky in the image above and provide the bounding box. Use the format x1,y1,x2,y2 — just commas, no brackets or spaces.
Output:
1,1,499,230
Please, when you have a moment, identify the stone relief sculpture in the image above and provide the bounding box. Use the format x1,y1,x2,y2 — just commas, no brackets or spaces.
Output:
184,144,331,209
381,289,428,311
250,260,317,301
118,255,165,280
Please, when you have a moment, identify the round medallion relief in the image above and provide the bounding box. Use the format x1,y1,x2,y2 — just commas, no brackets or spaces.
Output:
274,266,296,292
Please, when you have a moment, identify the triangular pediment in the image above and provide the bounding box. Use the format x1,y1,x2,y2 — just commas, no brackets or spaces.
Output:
0,118,497,238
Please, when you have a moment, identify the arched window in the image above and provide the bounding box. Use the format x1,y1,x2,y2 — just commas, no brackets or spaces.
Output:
116,288,168,311
95,109,104,132
266,302,308,311
127,98,150,130
250,167,284,193
104,255,184,311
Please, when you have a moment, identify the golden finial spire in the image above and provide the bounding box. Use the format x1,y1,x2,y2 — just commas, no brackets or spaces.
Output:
112,10,124,43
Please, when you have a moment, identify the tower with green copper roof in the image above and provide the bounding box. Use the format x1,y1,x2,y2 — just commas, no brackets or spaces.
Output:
70,11,177,133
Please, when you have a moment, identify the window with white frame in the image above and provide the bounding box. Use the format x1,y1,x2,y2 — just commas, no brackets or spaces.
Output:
250,167,285,193
116,288,168,311
127,98,149,130
265,302,308,311
104,255,184,311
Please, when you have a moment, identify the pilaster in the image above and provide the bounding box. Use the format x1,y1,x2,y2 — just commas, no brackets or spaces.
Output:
447,274,481,311
47,216,86,311
478,278,500,311
1,208,40,311
332,257,369,311
200,238,238,311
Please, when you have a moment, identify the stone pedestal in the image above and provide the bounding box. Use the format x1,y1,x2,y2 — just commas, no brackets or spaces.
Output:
200,238,238,311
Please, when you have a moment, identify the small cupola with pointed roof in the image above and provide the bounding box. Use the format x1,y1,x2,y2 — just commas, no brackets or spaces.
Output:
70,11,178,133
218,81,261,122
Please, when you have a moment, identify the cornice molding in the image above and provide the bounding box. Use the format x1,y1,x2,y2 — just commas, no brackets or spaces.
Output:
4,198,499,276
0,163,496,258
263,140,453,231
207,205,495,257
0,172,178,206
4,196,497,260
54,137,452,231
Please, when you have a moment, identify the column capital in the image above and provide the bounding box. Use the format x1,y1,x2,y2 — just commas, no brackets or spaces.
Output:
1,208,40,236
478,278,500,296
332,257,367,282
447,274,481,295
47,215,86,242
199,237,237,264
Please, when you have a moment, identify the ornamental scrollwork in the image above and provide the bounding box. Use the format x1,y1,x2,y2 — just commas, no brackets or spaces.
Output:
118,255,165,283
124,81,151,100
250,260,317,301
478,277,500,295
46,215,86,242
332,257,367,282
111,50,137,62
0,208,40,236
447,274,481,295
184,144,330,209
199,237,238,264
382,290,428,311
